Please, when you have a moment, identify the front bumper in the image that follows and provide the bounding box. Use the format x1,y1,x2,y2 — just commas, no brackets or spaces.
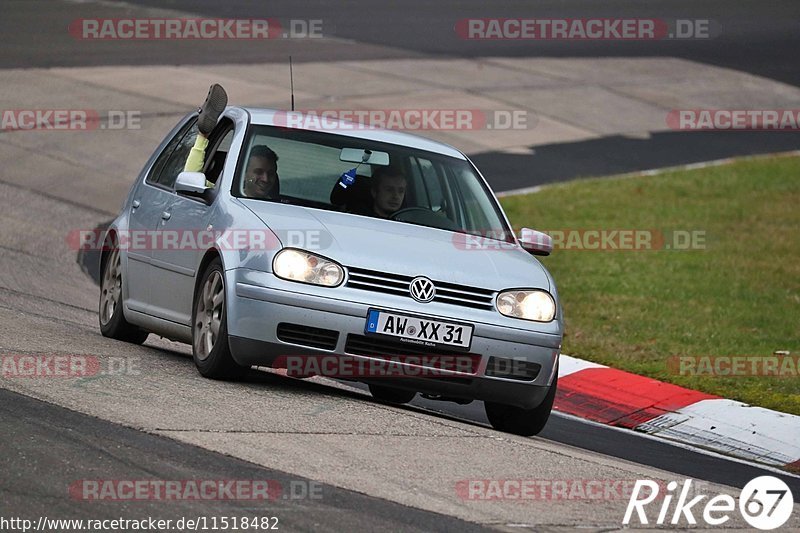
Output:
225,268,562,409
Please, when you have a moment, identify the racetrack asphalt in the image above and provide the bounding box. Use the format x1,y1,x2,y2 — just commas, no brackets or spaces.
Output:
2,0,799,189
2,0,799,529
0,388,490,532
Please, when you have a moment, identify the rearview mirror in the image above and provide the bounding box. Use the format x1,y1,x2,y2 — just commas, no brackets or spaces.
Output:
175,171,209,197
340,148,390,166
519,228,553,256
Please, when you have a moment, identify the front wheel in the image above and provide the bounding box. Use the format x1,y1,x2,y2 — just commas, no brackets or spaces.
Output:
99,245,149,344
484,368,558,436
192,258,244,380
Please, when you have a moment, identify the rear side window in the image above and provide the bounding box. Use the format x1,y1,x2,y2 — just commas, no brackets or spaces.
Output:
146,118,198,189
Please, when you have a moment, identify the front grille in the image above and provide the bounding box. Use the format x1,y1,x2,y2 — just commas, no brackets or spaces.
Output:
344,334,480,374
485,356,541,381
276,323,339,350
346,266,495,311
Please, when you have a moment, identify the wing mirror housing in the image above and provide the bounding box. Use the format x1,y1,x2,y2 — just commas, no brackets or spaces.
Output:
175,171,210,201
519,228,553,256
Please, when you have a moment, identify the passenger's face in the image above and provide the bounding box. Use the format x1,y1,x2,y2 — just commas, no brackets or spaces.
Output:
372,174,406,217
244,156,278,198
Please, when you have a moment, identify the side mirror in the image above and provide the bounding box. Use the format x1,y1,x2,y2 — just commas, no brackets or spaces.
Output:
175,171,209,199
519,228,553,256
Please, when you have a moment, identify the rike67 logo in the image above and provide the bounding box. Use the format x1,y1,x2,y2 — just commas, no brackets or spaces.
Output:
624,476,794,530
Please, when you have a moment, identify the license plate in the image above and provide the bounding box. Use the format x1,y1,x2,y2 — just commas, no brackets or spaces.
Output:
364,309,473,351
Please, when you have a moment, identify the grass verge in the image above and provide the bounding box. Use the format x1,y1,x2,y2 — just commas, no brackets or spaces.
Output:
500,155,800,415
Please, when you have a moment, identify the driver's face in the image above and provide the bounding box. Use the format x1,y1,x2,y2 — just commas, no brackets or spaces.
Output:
372,174,406,217
244,156,278,198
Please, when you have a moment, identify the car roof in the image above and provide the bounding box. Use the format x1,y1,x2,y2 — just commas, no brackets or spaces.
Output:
242,107,468,160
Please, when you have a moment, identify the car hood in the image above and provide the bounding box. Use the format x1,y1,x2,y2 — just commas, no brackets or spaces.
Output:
239,200,550,292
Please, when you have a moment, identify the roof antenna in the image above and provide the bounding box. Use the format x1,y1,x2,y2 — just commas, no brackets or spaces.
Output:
289,56,295,111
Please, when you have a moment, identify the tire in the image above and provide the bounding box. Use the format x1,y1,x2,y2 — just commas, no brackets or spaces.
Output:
369,384,416,405
99,245,149,344
192,258,244,380
484,368,558,436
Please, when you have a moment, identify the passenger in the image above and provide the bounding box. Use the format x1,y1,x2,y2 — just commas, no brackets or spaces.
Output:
370,164,407,218
242,145,280,199
185,84,279,199
183,84,228,178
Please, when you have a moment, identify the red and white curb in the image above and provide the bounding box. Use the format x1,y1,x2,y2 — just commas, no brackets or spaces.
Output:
555,355,800,471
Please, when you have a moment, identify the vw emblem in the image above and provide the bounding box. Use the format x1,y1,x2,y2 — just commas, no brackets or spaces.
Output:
409,276,436,303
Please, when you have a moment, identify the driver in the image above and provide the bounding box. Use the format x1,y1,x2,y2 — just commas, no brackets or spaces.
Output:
370,164,407,218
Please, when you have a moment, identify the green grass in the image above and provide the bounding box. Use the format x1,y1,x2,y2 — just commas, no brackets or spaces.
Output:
500,155,800,415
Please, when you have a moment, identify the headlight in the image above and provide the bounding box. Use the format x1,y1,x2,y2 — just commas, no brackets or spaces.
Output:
496,290,556,322
273,249,344,287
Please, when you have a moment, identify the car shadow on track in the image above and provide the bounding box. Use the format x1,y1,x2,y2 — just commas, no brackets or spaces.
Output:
139,339,486,431
76,219,112,285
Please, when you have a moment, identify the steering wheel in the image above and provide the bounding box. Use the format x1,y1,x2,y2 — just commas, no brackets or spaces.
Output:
390,207,461,231
389,207,432,220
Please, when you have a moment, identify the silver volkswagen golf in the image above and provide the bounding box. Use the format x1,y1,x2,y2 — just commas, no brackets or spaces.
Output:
98,107,563,435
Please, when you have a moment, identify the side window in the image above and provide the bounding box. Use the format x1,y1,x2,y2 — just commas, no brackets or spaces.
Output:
203,120,235,186
441,165,465,227
157,126,199,190
417,158,444,210
146,118,197,188
407,158,428,208
449,166,492,232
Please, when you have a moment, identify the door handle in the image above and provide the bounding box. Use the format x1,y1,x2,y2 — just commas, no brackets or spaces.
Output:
131,199,140,209
161,211,171,220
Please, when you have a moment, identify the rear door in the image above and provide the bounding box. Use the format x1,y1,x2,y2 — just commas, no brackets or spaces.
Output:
125,117,197,313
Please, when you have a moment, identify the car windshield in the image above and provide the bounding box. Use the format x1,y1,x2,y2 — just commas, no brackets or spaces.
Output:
233,125,514,241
